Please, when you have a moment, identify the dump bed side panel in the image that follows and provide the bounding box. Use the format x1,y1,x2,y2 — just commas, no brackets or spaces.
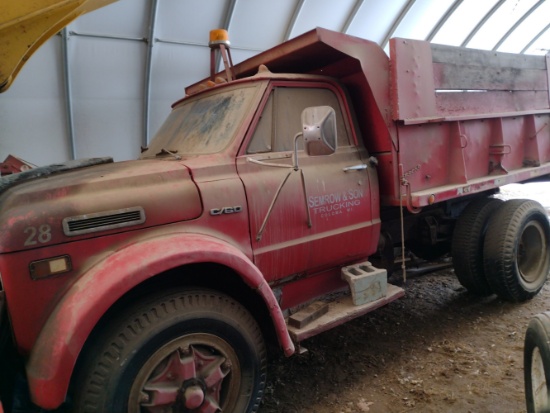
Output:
388,38,550,208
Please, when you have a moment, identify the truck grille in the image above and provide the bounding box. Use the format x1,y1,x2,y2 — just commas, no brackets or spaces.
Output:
63,207,146,236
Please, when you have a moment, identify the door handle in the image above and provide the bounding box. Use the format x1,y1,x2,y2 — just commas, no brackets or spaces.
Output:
343,164,367,172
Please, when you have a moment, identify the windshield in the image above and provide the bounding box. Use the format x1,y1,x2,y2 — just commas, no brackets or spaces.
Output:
141,83,262,158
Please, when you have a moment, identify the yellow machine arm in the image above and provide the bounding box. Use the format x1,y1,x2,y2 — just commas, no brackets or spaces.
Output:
0,0,117,92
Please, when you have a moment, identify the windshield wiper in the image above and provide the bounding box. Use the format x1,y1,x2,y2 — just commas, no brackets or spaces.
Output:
156,148,182,160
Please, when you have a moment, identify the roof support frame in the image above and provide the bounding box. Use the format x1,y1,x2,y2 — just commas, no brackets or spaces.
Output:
215,0,238,71
521,21,550,54
284,0,306,41
381,0,416,49
493,0,545,51
61,28,76,160
426,0,463,42
460,0,506,47
143,0,159,147
341,0,364,34
67,31,145,42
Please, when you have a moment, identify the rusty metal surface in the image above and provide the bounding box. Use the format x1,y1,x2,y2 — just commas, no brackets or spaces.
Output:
395,112,550,207
390,38,436,121
287,284,405,343
389,37,550,208
236,79,381,284
0,155,34,177
0,159,202,254
24,233,293,409
0,157,112,195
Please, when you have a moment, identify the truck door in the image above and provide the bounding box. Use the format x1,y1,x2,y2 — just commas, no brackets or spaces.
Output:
236,82,378,283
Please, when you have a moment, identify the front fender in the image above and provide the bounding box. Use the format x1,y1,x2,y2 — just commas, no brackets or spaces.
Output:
26,233,294,409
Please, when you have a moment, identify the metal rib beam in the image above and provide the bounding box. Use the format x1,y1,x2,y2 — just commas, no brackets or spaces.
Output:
381,0,416,49
341,0,364,34
61,28,76,160
215,0,238,72
426,0,463,42
143,0,159,147
461,0,506,47
284,0,306,41
521,21,550,54
493,0,544,51
223,0,238,30
68,31,145,42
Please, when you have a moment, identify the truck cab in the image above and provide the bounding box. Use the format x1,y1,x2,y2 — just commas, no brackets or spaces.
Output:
0,63,402,412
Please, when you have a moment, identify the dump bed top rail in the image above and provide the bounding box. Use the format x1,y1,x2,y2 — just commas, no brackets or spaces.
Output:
391,38,550,122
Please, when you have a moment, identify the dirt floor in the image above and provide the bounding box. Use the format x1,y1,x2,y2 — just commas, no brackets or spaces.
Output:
261,264,549,413
260,182,550,413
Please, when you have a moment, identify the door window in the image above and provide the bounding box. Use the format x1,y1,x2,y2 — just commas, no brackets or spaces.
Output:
247,86,351,154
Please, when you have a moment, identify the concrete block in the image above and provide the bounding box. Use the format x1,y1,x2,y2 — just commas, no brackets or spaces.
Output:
342,262,387,306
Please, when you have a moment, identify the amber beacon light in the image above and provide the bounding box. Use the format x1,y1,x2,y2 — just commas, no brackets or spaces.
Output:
209,29,234,82
209,29,230,47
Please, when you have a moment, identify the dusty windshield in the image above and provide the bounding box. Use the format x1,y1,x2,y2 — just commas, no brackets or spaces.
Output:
141,83,262,158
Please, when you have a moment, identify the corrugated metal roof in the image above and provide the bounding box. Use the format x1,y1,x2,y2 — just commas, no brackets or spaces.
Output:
1,0,548,164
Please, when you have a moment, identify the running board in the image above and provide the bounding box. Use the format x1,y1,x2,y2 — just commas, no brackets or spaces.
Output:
287,284,405,342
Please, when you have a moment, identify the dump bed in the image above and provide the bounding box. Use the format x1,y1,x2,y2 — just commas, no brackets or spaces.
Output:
188,28,550,209
389,37,550,208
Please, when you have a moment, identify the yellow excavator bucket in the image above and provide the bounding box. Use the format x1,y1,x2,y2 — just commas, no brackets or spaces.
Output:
0,0,117,92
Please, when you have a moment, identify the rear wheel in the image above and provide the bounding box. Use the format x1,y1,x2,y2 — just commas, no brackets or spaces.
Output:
73,288,267,413
484,199,550,302
525,312,550,413
451,197,503,296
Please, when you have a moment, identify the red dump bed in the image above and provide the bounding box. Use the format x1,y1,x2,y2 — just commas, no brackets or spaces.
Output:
187,28,550,208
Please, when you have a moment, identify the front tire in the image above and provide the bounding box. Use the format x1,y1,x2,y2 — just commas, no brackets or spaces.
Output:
484,199,550,302
73,288,267,413
525,312,550,413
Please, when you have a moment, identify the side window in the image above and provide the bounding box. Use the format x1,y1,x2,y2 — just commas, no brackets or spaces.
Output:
247,93,273,154
247,86,351,154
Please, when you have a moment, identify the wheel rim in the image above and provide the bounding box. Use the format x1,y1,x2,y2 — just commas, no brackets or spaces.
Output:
518,221,549,287
128,333,241,412
531,346,549,412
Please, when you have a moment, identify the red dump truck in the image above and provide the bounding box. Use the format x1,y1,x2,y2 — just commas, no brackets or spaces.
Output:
1,26,550,412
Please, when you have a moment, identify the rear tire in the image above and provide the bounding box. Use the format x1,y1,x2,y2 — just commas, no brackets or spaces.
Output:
484,199,550,302
525,312,550,413
72,288,267,413
451,197,503,296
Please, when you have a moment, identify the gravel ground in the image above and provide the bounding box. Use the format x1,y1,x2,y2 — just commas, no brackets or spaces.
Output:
260,183,550,413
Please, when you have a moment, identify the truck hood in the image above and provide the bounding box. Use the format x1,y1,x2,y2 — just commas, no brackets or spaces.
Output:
0,158,202,253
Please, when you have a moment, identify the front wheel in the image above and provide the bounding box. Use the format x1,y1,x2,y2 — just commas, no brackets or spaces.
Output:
73,289,267,413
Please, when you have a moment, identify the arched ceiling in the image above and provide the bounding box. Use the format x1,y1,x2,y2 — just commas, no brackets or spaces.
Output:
1,0,549,165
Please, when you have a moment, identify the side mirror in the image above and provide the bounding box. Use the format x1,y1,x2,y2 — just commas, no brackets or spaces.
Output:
301,106,337,156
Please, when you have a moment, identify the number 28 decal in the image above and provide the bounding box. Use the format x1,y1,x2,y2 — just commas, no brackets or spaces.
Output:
24,225,52,246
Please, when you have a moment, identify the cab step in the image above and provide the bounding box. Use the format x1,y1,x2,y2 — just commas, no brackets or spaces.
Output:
287,284,404,342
